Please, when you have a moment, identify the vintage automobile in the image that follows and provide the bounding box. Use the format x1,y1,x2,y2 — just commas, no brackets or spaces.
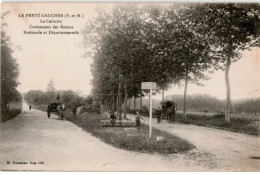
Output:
47,103,66,119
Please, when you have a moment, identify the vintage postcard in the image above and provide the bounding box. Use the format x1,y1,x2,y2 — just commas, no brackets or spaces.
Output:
1,2,259,172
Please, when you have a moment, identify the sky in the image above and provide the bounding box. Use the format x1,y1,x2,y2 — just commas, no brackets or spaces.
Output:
2,2,260,100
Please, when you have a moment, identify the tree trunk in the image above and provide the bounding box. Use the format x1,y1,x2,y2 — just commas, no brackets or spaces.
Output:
123,83,128,119
183,70,189,119
105,98,108,112
112,85,115,112
107,98,109,112
109,98,112,112
134,96,136,112
162,89,164,109
2,102,8,112
110,97,113,112
225,53,231,124
129,98,131,111
107,98,110,112
117,84,119,117
140,93,142,111
118,79,122,121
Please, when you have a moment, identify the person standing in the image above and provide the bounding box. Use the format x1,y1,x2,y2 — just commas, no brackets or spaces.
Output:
72,106,78,120
57,105,64,120
47,104,51,118
172,102,177,123
156,106,162,124
109,111,116,127
135,111,145,132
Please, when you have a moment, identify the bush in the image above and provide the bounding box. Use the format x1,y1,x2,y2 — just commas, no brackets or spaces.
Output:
82,105,100,114
1,101,22,123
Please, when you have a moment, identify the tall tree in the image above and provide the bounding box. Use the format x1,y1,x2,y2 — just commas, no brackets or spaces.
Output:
1,18,20,111
173,28,214,119
184,3,260,123
45,79,56,103
83,4,219,120
145,6,214,118
46,79,55,92
56,93,60,102
83,5,153,115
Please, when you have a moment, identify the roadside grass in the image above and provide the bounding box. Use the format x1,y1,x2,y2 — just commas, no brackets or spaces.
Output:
1,102,22,123
62,111,195,154
31,103,195,154
28,103,260,136
129,109,259,136
175,113,259,136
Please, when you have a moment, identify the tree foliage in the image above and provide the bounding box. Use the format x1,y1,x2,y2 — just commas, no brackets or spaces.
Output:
83,5,216,116
183,3,260,123
1,15,20,111
24,89,91,108
46,79,55,92
83,4,260,122
233,99,260,114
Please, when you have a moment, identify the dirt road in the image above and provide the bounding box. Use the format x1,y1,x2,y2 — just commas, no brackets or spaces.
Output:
0,102,216,171
1,101,259,171
127,113,260,171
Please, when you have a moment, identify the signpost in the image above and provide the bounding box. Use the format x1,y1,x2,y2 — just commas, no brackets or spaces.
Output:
141,82,157,139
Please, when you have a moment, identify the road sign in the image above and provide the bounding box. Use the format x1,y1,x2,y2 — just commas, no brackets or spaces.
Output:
141,82,156,139
141,82,157,90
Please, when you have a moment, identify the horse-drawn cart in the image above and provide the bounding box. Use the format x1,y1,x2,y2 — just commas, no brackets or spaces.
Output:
47,103,66,119
161,101,177,123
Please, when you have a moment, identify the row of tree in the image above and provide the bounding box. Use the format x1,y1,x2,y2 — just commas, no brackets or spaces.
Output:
83,4,260,123
166,94,226,113
1,11,21,112
233,99,260,114
128,94,259,114
24,80,94,108
167,94,259,114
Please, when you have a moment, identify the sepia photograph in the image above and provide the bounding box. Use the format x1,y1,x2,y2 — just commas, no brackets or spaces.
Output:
0,1,259,172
